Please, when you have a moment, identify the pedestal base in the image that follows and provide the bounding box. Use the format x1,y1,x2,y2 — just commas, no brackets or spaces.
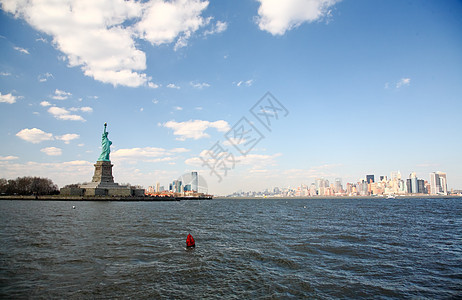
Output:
92,161,114,183
79,160,140,196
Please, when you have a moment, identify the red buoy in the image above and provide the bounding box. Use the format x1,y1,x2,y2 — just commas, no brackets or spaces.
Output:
186,233,195,248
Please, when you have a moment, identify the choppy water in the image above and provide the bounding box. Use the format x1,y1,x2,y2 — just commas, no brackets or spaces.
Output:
0,198,461,299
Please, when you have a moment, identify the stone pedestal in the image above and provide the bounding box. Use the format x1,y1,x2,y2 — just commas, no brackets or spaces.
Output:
77,160,139,197
92,161,114,183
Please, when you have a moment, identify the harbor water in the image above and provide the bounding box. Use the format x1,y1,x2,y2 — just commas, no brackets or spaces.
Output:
0,198,461,299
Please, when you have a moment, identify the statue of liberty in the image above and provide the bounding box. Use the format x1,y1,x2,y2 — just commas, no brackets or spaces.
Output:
98,123,112,161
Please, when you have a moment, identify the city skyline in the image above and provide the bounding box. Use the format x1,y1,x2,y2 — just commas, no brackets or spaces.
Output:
1,1,461,195
226,170,454,197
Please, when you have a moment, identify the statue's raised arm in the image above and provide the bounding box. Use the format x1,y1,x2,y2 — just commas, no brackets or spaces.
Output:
97,123,112,161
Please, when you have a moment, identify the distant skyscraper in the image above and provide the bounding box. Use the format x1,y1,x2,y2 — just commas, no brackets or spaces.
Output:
366,175,374,183
334,178,342,193
417,179,425,194
430,172,448,195
191,171,198,192
406,178,412,194
437,172,448,194
172,180,183,193
410,172,418,194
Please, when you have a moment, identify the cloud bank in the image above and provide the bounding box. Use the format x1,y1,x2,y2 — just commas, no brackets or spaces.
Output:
256,0,340,35
1,0,225,88
16,128,79,144
163,119,230,140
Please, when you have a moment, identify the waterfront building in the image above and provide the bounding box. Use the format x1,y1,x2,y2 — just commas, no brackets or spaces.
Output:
406,178,412,194
418,179,426,194
334,178,343,193
360,180,368,196
430,172,448,195
191,171,198,192
366,175,375,183
410,172,418,194
438,172,448,194
172,180,183,193
391,171,401,181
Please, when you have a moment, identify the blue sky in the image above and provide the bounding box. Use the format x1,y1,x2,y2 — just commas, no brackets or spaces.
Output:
1,0,461,195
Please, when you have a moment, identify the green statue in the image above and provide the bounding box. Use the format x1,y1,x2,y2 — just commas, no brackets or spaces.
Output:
98,123,112,161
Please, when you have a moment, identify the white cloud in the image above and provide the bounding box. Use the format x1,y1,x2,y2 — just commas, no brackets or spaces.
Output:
40,101,52,107
41,147,62,156
38,72,54,82
396,77,411,88
173,106,183,111
167,83,180,89
2,0,148,87
80,106,93,113
174,30,192,51
0,155,19,161
56,133,80,144
184,151,281,168
16,128,80,144
190,81,210,89
163,119,230,140
51,89,72,100
148,82,160,89
0,72,11,76
204,20,227,36
48,106,85,121
112,147,189,163
16,128,54,143
135,0,209,48
0,92,17,104
69,106,93,113
280,164,342,180
236,79,254,87
2,0,217,87
235,153,281,167
152,99,159,104
256,0,340,35
13,46,29,54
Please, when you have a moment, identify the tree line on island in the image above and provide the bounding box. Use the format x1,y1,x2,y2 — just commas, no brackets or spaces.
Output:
0,177,142,196
0,177,59,196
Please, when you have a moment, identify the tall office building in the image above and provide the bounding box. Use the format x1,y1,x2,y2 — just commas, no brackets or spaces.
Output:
438,172,448,194
191,171,198,192
430,171,448,195
406,178,412,194
334,178,343,193
410,172,418,194
172,180,183,193
417,179,425,194
391,171,401,181
366,175,375,183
